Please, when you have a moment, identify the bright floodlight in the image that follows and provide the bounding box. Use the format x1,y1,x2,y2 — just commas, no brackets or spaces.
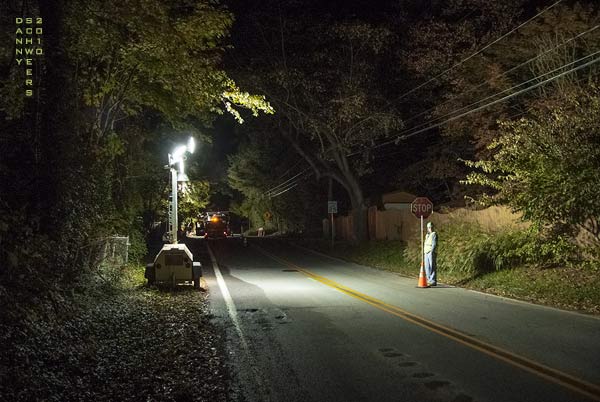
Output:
187,137,196,154
172,145,187,162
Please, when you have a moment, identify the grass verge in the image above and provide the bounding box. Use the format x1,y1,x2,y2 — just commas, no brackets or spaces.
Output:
297,238,600,315
0,264,229,402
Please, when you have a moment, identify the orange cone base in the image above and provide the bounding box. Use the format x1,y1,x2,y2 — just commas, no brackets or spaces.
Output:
417,263,429,288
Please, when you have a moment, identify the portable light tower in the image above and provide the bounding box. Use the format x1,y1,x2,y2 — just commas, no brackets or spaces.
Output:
146,137,202,288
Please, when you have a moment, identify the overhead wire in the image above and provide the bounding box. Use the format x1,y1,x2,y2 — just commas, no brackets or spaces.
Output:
267,170,314,198
399,23,600,130
366,52,600,153
264,167,311,196
264,0,594,198
393,0,564,104
264,168,310,195
267,52,600,197
276,158,303,179
384,48,600,145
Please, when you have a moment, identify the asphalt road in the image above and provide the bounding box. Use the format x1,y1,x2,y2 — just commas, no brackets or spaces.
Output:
187,236,600,402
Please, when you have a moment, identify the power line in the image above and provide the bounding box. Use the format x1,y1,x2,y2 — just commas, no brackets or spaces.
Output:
393,0,564,103
264,167,310,196
264,168,309,195
277,158,303,179
268,170,314,198
265,18,599,198
400,24,600,130
267,52,600,197
370,52,600,151
270,182,299,197
390,49,600,143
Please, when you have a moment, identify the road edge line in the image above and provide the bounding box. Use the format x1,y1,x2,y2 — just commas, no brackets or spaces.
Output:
206,242,249,351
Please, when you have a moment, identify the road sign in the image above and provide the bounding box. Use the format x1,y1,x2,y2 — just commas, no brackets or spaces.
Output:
411,197,433,219
327,201,338,214
264,211,272,221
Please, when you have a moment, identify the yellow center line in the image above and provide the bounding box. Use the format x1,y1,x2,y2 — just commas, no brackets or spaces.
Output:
255,245,600,402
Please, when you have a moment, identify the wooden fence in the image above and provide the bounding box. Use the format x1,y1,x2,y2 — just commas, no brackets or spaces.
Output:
324,205,527,242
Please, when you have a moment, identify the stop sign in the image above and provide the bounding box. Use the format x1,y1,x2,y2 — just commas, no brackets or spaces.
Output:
411,197,434,219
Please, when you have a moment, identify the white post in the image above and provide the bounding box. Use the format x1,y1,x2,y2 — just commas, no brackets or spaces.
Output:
171,166,178,244
330,212,334,248
420,215,424,269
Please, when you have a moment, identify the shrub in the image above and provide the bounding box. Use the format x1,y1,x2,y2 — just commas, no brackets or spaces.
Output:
404,222,578,276
463,89,600,232
127,227,148,264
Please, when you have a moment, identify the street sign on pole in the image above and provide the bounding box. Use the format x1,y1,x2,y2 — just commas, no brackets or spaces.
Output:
411,197,434,219
327,201,337,248
411,197,434,282
327,201,338,214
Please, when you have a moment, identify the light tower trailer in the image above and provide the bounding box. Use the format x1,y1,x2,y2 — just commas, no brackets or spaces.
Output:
145,243,202,288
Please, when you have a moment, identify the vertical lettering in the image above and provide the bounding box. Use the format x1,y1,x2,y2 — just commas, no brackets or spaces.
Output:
16,16,43,98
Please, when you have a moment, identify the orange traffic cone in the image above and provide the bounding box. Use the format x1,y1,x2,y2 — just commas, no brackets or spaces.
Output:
417,261,429,288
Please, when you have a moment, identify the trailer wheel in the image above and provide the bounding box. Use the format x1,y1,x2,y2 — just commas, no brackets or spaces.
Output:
145,264,155,286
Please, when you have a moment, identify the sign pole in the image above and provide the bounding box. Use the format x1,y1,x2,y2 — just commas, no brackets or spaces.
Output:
171,165,178,244
420,215,424,270
411,196,433,288
330,212,334,249
327,200,337,249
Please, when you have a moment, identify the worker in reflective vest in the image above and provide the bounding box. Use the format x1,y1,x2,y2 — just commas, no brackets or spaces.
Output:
424,221,437,286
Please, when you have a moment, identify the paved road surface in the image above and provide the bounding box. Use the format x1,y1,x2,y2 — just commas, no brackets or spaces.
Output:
186,236,600,402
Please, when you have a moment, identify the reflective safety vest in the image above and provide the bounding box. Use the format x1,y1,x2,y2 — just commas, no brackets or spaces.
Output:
424,231,437,254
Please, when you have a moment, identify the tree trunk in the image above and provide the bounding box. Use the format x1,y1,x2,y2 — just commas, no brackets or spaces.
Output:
333,170,367,243
347,180,367,243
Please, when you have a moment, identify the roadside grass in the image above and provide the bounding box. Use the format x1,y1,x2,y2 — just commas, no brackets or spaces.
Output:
297,237,600,315
0,263,229,402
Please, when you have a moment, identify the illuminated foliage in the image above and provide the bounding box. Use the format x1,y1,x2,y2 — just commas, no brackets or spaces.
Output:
463,88,600,230
63,0,272,140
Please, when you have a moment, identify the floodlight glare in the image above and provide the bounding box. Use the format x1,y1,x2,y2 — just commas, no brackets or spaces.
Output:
187,137,196,154
172,145,187,162
177,172,190,183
